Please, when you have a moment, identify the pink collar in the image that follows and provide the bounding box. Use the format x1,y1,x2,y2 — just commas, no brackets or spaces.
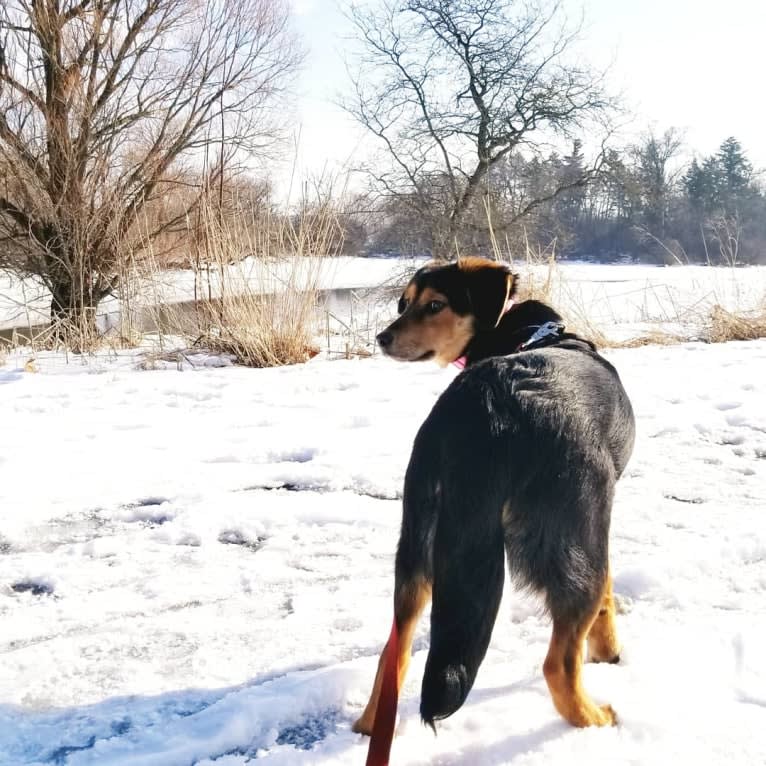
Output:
452,298,514,370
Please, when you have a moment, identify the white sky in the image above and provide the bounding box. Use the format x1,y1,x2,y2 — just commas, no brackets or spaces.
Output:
280,0,765,201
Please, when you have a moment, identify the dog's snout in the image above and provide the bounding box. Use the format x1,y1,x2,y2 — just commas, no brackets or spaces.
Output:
377,331,394,349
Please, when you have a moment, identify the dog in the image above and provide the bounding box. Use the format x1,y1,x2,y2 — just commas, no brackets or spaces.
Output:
353,257,635,744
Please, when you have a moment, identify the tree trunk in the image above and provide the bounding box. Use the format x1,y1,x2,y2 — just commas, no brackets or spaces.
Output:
442,169,485,258
49,278,99,349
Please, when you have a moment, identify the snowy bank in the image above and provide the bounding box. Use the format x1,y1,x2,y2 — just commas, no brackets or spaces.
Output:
0,340,765,764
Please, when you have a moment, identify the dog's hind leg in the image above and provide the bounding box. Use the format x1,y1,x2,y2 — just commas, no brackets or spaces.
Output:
586,571,621,664
352,576,432,735
353,421,439,735
543,591,617,727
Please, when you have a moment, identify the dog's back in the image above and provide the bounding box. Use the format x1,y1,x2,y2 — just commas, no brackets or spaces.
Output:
401,344,635,724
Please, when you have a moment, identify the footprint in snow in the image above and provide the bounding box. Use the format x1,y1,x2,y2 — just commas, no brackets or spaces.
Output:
11,579,54,596
126,496,170,509
47,735,97,765
218,529,265,552
217,711,340,759
664,493,705,505
275,710,340,751
715,401,742,411
121,498,174,527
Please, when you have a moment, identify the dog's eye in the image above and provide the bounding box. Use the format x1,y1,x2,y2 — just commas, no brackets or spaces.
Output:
427,300,445,314
397,297,409,314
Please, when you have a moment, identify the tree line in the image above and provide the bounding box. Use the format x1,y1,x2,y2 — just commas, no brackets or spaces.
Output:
362,132,766,265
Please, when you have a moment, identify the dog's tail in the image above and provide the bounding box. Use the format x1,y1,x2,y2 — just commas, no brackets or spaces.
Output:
419,465,506,728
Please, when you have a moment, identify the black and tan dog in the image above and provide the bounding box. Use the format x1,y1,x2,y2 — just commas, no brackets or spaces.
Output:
354,257,635,740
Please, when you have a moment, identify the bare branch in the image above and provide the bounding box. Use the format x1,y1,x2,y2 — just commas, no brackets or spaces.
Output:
0,0,302,338
342,0,614,256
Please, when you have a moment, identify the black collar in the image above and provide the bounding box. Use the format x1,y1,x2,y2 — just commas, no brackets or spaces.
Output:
514,321,597,354
515,321,567,351
454,321,596,368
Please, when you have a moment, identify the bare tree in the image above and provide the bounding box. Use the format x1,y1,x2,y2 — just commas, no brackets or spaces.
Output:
631,127,685,240
0,0,300,341
343,0,614,257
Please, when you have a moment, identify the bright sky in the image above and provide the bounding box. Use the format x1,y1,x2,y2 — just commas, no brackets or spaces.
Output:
281,0,765,201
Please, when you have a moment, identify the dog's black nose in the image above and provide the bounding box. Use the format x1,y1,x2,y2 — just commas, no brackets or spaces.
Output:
377,331,394,349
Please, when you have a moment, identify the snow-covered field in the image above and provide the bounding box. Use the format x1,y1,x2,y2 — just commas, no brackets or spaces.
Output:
1,333,765,764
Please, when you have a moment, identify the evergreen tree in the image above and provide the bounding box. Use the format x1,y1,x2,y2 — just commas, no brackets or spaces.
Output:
716,137,754,213
555,140,587,230
684,156,721,214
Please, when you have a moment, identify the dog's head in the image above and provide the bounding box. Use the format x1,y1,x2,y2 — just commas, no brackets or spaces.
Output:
376,257,518,366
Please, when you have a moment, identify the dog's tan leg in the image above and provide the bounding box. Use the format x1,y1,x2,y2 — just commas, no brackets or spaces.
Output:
352,579,431,735
543,598,617,727
586,572,621,663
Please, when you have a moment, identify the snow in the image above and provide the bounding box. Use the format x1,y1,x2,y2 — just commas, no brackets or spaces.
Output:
1,332,765,765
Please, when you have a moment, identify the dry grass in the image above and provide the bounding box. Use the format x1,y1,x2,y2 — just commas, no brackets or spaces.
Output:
488,226,558,304
488,230,612,344
128,189,344,367
493,239,682,348
37,315,121,354
0,314,141,357
484,214,766,349
322,291,381,360
599,329,686,349
570,293,766,349
193,290,321,368
706,303,766,343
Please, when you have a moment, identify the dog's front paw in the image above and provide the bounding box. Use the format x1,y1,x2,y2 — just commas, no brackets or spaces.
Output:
565,700,619,727
587,647,621,664
573,702,619,727
596,703,618,726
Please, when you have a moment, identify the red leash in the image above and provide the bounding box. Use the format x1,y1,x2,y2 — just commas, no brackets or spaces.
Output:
365,618,400,766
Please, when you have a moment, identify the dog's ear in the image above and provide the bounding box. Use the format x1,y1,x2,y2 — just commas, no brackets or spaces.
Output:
461,261,518,329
